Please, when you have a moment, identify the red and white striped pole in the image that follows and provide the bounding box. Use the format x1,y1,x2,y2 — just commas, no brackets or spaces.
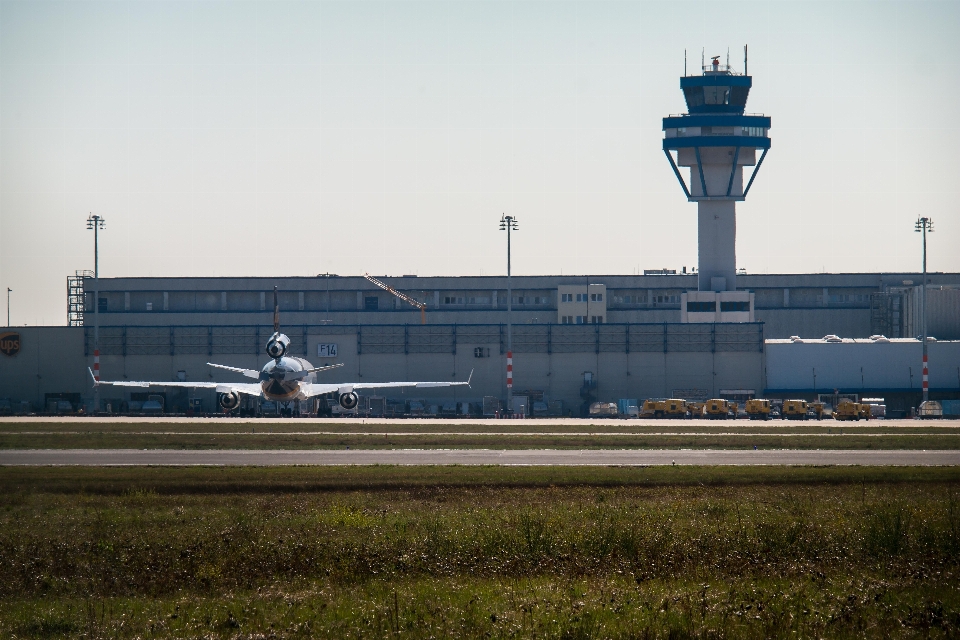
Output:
506,350,513,391
93,348,100,383
922,352,929,397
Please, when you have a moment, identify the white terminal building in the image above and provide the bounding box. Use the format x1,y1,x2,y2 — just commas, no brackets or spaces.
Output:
1,53,958,417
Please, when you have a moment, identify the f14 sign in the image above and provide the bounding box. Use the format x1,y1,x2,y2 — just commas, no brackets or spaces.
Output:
317,343,338,358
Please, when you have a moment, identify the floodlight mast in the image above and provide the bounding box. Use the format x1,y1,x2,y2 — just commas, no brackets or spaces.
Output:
915,216,934,403
87,214,105,413
500,215,518,413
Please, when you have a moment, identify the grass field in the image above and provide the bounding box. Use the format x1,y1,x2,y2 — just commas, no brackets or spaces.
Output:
1,466,959,638
2,417,959,450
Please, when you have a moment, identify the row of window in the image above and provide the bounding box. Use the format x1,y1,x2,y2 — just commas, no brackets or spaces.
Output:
673,126,767,137
826,294,870,304
686,301,751,313
443,296,492,305
560,315,604,324
560,293,603,303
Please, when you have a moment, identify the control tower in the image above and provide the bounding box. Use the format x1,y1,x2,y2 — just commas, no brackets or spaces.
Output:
663,50,770,300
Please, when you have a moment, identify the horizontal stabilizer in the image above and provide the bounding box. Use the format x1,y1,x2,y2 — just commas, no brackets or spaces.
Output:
208,363,260,379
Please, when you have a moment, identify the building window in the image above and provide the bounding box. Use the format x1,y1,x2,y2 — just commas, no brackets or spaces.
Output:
561,316,574,324
364,296,379,311
444,296,464,305
720,301,750,312
687,301,716,313
591,315,603,324
590,293,603,302
561,293,573,302
98,298,108,313
576,293,588,302
576,316,586,324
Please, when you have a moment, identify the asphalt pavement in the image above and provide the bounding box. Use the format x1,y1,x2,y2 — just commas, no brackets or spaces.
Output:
2,448,959,466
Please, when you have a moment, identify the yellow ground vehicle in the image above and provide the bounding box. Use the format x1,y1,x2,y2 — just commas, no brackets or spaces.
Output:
703,399,730,419
781,399,808,420
640,399,687,418
833,400,860,421
808,402,825,420
728,402,739,417
640,400,661,418
857,403,871,420
687,402,705,417
745,398,771,420
663,399,687,418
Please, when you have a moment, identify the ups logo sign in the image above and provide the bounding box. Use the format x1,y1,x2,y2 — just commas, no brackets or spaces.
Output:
0,332,20,357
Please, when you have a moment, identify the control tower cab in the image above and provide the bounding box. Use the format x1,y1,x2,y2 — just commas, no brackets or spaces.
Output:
663,51,770,313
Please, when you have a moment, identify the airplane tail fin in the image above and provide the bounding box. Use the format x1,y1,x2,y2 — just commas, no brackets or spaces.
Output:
273,285,280,333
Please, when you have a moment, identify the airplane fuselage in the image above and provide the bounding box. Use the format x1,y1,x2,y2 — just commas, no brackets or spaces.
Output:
259,357,316,401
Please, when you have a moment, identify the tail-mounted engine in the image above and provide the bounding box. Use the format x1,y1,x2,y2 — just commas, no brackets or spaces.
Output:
266,333,291,359
219,391,241,411
338,392,359,410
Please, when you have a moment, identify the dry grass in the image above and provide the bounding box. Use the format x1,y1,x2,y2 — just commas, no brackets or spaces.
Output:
0,466,959,637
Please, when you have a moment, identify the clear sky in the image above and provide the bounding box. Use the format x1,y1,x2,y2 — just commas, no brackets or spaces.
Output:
1,0,958,325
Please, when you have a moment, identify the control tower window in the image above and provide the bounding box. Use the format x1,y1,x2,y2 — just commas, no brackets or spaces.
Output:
703,86,730,105
683,86,705,108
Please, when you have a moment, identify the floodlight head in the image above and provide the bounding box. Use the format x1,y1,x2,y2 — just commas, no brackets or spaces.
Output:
499,214,518,231
86,214,105,230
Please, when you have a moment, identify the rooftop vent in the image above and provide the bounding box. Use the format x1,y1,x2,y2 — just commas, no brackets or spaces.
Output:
789,336,802,342
823,334,842,343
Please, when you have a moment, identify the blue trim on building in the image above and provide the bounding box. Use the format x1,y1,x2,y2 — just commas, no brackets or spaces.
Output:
742,148,769,198
663,136,771,150
662,115,770,129
681,75,752,88
663,150,691,199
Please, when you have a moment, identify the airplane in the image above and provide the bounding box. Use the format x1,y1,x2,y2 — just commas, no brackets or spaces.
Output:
90,287,472,412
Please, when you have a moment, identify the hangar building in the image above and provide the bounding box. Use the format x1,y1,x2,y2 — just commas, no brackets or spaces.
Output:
1,272,958,416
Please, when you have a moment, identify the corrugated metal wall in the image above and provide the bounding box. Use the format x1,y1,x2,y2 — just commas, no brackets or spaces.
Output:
766,340,960,392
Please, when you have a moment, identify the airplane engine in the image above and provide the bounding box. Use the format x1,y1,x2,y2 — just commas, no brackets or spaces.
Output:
219,391,241,411
338,392,359,410
266,333,291,359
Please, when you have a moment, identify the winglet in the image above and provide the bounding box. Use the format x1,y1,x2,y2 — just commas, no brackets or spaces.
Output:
88,367,100,386
467,368,474,387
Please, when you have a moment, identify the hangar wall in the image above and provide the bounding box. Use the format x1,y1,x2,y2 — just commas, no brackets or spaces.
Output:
765,338,960,393
0,323,763,411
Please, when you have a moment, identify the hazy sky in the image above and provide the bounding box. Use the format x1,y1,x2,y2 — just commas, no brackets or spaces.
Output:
2,0,958,325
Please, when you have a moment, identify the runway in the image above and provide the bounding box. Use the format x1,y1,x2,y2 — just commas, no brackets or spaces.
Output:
2,448,959,466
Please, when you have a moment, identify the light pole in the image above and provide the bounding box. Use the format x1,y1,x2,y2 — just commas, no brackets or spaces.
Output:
6,288,10,326
915,216,934,403
87,214,106,413
500,214,518,414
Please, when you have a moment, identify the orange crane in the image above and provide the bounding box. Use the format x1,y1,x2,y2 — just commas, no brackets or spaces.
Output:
363,273,427,324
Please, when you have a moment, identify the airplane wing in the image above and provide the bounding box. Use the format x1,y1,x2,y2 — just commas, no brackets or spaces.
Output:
88,368,262,396
300,369,473,398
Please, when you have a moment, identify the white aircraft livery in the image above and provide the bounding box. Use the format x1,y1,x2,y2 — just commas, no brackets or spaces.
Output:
91,287,472,412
